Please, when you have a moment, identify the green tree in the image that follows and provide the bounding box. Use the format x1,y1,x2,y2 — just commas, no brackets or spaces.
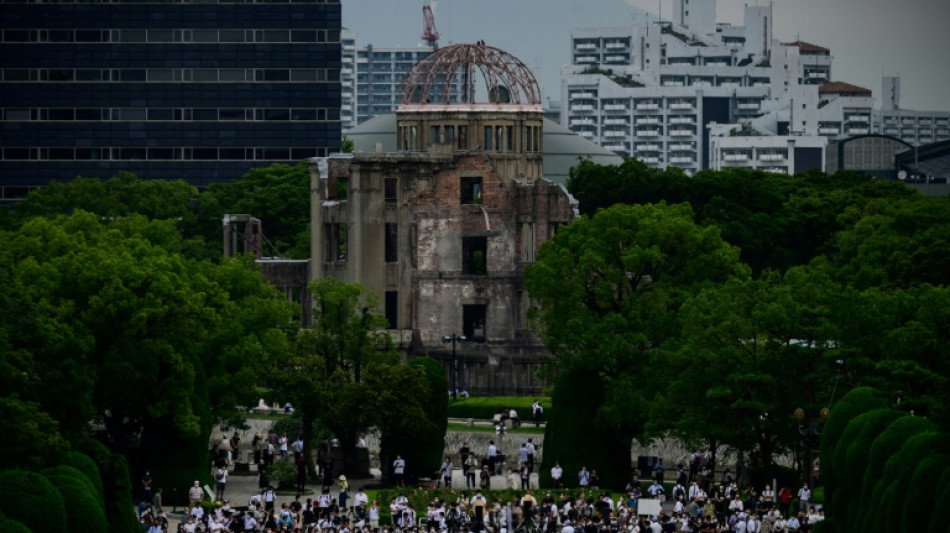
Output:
525,202,749,476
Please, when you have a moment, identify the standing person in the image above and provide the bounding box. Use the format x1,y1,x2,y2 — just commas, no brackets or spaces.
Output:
440,456,454,488
393,454,406,488
279,432,289,462
778,486,792,517
188,480,203,511
214,464,228,501
526,439,536,472
252,431,263,465
578,466,590,487
797,484,811,508
487,440,498,475
520,463,531,490
550,461,563,488
141,471,153,504
152,487,163,515
460,442,471,465
480,465,492,490
465,454,479,488
761,484,775,508
532,400,544,427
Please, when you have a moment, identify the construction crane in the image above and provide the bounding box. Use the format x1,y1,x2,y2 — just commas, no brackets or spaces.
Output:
421,0,440,50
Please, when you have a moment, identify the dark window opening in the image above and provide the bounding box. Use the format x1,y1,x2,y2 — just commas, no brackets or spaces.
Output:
460,176,482,205
457,125,468,150
385,223,398,263
484,126,493,151
385,291,398,329
384,178,397,202
463,304,487,342
324,223,347,262
462,236,487,275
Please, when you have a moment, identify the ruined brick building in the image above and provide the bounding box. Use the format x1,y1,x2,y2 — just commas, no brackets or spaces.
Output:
308,44,579,395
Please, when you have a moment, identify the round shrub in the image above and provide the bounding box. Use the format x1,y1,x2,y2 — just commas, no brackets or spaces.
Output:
105,452,142,533
42,470,108,533
856,415,934,533
65,450,104,498
42,465,100,500
0,470,67,533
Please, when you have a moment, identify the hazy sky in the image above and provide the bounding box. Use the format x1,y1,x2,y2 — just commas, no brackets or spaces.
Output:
344,0,950,112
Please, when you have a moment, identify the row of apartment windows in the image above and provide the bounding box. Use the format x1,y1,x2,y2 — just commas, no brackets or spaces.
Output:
0,146,326,161
2,107,341,122
0,28,341,43
1,68,340,83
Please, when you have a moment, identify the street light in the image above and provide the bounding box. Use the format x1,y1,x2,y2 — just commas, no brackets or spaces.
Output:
793,406,830,488
442,334,467,400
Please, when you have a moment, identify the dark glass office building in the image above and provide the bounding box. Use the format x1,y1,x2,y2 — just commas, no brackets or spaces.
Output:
0,0,341,201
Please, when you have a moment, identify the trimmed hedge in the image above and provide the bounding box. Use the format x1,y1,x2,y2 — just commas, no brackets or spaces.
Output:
42,469,109,533
447,397,550,420
539,368,629,491
818,387,885,498
929,468,950,533
856,415,934,533
901,454,950,532
0,470,67,533
406,357,449,477
832,409,903,527
73,438,141,533
65,450,104,498
0,515,32,533
873,432,942,533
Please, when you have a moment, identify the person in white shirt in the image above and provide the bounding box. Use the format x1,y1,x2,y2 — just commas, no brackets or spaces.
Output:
550,462,563,488
487,441,498,475
393,455,406,487
797,484,811,505
561,519,575,533
354,490,369,508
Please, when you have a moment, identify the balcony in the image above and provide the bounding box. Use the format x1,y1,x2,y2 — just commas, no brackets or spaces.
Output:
605,55,629,63
640,157,660,164
571,92,596,99
637,117,660,125
808,72,828,79
846,114,871,123
575,56,597,64
570,104,595,112
604,144,628,152
819,127,840,135
636,144,661,151
670,157,694,164
575,42,597,50
848,128,870,135
669,144,693,151
718,81,741,88
579,131,594,138
669,102,694,110
604,130,629,138
723,153,750,162
759,153,786,162
669,129,694,137
603,104,628,111
636,102,660,111
636,130,661,137
737,102,761,110
603,118,628,125
669,117,695,125
570,118,595,126
605,41,628,49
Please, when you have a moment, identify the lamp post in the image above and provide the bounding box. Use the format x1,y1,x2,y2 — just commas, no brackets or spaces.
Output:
442,334,467,400
793,406,829,488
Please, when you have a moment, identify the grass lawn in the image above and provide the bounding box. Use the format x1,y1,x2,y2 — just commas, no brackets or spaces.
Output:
446,422,544,434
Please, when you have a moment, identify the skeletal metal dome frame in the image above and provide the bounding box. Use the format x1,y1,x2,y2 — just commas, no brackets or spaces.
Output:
400,43,541,106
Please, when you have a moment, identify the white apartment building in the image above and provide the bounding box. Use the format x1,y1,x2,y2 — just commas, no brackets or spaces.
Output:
708,123,826,175
873,76,950,146
562,0,946,174
340,31,436,130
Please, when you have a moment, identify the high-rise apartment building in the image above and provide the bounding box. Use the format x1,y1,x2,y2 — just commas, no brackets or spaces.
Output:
562,1,949,174
0,0,342,201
